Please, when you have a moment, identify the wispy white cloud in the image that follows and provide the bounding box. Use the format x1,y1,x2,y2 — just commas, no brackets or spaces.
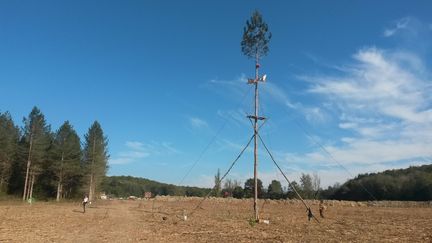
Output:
294,47,432,171
217,109,250,127
125,141,145,151
110,140,180,165
384,17,411,37
110,151,149,165
204,74,249,101
110,157,140,165
260,80,330,124
303,107,329,123
309,48,431,123
207,72,331,125
189,117,208,129
383,17,432,53
262,82,290,105
209,75,246,86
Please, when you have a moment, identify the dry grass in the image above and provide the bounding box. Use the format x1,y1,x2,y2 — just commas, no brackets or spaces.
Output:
1,198,431,242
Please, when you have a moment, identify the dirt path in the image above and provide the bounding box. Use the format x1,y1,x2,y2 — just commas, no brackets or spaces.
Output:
1,199,431,242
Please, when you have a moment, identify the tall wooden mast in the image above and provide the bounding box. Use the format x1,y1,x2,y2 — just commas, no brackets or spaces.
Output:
241,10,271,221
247,58,266,221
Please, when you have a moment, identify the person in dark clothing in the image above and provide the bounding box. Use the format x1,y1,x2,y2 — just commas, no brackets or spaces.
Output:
82,194,89,213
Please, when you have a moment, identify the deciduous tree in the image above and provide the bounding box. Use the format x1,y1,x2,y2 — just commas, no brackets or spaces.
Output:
300,173,314,199
267,180,283,199
244,178,263,198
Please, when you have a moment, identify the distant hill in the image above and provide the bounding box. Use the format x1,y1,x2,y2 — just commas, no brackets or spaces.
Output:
102,176,211,198
326,164,432,201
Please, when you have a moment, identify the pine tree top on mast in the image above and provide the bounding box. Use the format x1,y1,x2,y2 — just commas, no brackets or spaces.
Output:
241,10,272,64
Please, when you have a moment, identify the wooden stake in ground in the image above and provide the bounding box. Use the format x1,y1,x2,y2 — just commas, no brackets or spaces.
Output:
241,10,271,221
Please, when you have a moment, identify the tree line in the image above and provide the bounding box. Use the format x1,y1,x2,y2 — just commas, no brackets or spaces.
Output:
215,166,432,201
101,164,432,201
102,176,211,198
321,164,432,201
0,107,108,201
101,173,322,200
214,172,322,200
89,165,432,201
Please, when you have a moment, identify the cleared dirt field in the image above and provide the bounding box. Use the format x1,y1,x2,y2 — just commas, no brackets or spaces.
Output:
1,197,431,242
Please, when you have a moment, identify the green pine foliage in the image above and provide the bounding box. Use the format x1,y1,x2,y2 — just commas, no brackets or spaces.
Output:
241,10,272,61
82,121,109,200
0,112,20,192
0,107,110,200
22,107,52,173
21,107,52,200
50,121,82,200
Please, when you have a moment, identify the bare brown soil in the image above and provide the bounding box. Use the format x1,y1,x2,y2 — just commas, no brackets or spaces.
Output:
1,197,431,242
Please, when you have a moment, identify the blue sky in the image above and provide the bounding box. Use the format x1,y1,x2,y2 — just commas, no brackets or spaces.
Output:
1,1,432,188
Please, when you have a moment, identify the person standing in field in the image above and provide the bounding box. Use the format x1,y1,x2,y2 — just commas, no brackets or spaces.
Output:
319,199,326,218
82,194,89,213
